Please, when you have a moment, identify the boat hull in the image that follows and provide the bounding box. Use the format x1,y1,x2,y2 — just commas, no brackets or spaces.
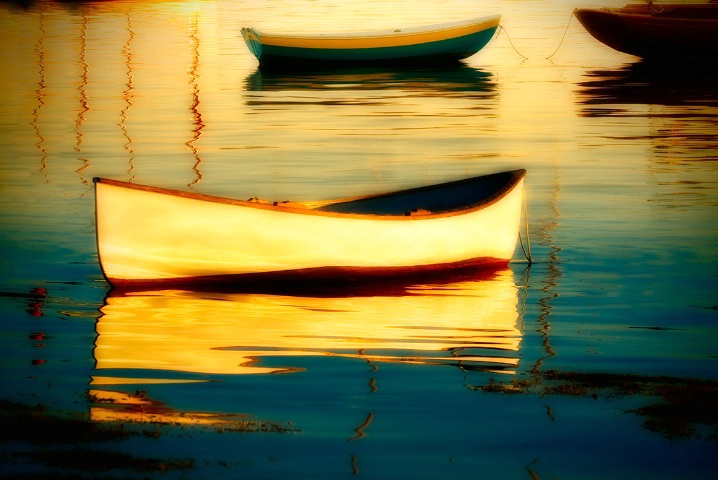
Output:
574,3,718,58
94,171,526,289
241,15,501,68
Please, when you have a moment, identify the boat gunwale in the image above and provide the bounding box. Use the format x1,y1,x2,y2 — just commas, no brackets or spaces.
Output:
241,15,502,42
93,169,526,222
575,3,718,23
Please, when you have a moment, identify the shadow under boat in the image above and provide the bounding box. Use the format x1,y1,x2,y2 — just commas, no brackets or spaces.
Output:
92,267,522,384
107,264,511,298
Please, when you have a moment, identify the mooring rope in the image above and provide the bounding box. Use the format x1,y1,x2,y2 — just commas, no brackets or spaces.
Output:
498,25,528,60
545,9,577,60
518,186,533,264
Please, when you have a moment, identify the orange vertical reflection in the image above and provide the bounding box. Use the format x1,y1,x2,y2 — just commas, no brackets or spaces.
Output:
530,166,561,377
119,13,135,181
32,10,47,182
75,13,91,188
187,11,204,188
348,412,374,441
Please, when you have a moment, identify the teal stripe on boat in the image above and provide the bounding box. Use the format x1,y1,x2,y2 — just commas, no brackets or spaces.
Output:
245,37,263,59
257,27,498,62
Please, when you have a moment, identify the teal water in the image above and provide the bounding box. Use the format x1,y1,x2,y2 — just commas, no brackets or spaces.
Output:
1,0,717,478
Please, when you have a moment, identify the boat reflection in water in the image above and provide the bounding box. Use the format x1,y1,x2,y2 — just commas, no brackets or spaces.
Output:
576,60,718,110
575,60,718,163
92,267,521,384
245,64,497,97
90,268,520,428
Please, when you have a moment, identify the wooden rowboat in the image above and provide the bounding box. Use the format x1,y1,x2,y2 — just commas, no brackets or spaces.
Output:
93,169,526,289
240,15,501,68
574,2,718,58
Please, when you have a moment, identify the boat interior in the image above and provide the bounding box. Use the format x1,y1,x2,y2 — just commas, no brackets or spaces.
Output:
620,2,718,18
309,169,525,216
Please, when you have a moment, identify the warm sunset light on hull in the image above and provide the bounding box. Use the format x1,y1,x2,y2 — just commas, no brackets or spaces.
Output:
241,15,501,68
93,170,526,289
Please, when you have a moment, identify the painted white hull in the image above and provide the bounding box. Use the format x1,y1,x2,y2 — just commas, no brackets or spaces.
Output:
94,170,525,288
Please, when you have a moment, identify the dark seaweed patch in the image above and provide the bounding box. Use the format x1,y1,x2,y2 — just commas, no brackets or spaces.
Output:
0,395,296,478
471,371,718,441
0,400,130,445
14,447,194,474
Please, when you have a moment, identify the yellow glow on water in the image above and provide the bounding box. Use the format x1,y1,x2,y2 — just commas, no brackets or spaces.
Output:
1,2,717,477
93,269,521,381
0,0,632,199
2,0,714,219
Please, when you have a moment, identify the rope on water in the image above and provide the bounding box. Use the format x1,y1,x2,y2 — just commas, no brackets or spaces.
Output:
518,186,533,264
498,25,528,60
546,9,577,60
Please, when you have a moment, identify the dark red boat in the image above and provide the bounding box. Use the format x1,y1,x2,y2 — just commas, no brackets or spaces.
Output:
574,2,718,58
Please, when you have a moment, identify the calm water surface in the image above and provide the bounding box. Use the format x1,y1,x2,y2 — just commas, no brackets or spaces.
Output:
1,0,717,478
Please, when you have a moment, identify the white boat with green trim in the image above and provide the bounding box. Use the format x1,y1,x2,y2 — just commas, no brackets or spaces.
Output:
240,15,501,68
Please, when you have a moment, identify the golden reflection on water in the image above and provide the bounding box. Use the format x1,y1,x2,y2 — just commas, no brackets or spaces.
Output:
92,268,521,385
6,0,646,198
